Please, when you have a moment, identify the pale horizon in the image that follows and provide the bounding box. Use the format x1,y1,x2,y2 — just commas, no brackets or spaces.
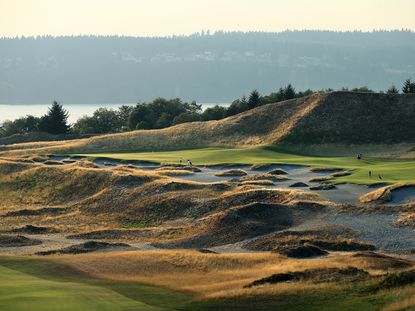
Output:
1,0,414,37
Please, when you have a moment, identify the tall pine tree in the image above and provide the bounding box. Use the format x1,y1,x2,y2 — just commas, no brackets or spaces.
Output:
39,101,69,134
283,84,296,100
387,85,399,94
402,78,415,94
247,90,260,109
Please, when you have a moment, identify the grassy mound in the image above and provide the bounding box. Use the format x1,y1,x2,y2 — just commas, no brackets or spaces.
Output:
0,161,156,206
2,92,415,158
376,270,415,290
36,241,130,255
239,173,288,182
9,225,60,234
279,245,328,258
0,235,42,247
154,202,296,248
214,169,248,177
0,157,326,243
245,267,368,288
359,182,415,203
244,225,375,253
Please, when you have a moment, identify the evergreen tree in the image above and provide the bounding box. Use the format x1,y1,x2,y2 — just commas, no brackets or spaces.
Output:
226,96,248,116
247,90,260,109
386,85,399,94
240,95,248,106
402,78,415,94
283,84,296,100
38,101,69,134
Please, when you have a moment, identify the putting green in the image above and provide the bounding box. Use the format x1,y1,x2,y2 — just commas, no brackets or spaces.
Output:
74,147,415,185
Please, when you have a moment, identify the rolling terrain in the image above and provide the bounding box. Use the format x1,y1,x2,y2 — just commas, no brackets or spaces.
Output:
2,92,415,310
2,92,415,157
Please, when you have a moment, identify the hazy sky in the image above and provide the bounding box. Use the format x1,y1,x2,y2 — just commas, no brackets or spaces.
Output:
1,0,414,37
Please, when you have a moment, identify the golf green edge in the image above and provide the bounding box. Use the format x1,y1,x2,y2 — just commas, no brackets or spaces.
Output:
70,146,415,185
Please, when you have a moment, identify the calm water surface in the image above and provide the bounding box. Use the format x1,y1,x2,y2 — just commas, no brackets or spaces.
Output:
0,103,230,124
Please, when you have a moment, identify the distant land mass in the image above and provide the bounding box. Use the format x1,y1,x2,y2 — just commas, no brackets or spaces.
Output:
0,30,414,104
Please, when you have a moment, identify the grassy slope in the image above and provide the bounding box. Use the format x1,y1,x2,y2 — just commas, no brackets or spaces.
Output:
191,288,403,311
3,93,415,158
281,92,415,144
0,256,411,311
0,257,191,311
0,266,161,311
75,146,415,185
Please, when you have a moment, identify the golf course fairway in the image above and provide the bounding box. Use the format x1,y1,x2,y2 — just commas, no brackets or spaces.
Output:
74,147,415,184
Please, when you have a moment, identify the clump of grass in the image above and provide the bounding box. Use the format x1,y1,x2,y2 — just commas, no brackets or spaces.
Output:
214,169,247,177
119,218,160,228
239,173,288,182
268,168,288,175
250,163,274,170
156,169,194,176
376,270,415,290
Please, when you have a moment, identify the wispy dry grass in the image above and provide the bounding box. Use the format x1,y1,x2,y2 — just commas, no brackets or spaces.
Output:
56,250,413,300
359,183,415,203
383,293,415,311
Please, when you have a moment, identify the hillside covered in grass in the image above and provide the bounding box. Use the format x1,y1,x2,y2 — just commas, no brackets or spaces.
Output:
1,92,415,156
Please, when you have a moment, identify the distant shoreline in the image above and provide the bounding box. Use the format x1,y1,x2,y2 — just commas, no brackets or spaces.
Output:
0,102,231,124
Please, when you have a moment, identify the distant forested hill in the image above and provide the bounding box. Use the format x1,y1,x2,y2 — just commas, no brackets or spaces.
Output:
0,31,414,103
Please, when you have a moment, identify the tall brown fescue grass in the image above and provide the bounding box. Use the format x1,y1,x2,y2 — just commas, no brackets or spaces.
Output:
56,249,413,300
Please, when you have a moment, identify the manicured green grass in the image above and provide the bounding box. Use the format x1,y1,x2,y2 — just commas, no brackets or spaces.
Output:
0,257,191,311
0,265,162,311
74,146,415,185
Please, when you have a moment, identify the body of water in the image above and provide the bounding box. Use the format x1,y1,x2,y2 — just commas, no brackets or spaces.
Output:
0,103,230,124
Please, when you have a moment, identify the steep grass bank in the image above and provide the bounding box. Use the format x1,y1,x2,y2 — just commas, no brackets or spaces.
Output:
3,92,415,157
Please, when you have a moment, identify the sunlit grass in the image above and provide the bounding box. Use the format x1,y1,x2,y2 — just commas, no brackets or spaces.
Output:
1,251,413,310
75,146,415,185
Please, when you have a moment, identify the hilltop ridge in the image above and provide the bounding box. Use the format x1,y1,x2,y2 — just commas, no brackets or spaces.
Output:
1,91,415,155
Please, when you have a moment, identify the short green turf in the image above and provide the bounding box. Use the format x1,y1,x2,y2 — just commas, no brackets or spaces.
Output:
73,146,415,185
0,257,191,311
0,265,161,311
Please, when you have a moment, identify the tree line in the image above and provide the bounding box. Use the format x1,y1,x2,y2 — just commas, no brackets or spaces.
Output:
1,79,415,138
0,101,69,137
